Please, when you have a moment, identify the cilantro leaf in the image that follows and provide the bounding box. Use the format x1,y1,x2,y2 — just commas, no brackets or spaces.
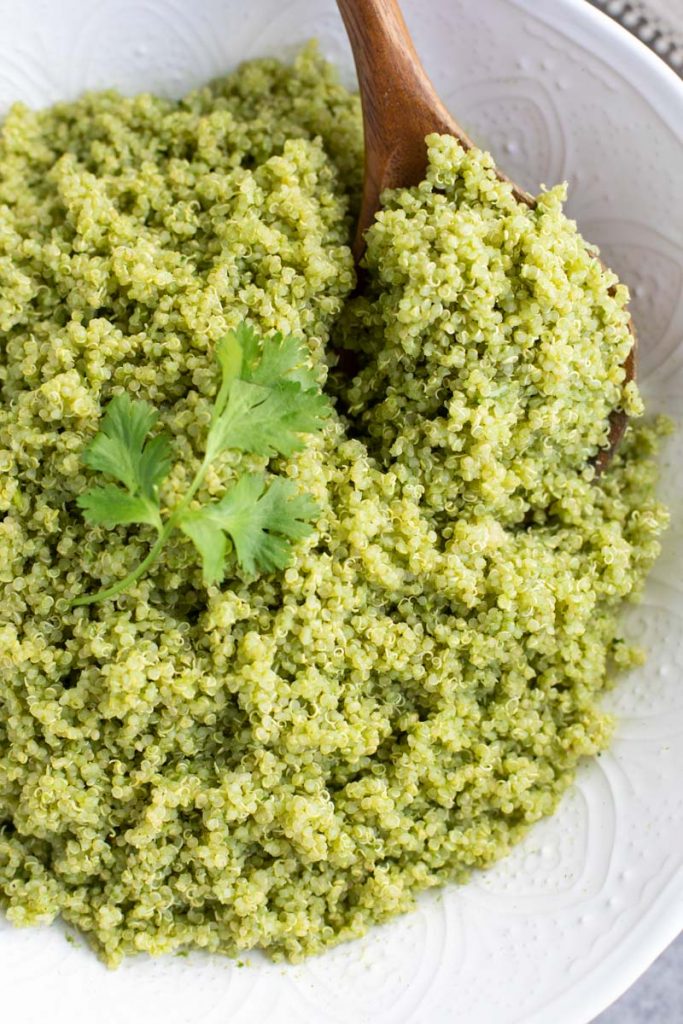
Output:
176,513,229,587
82,394,170,499
206,378,330,461
137,433,173,499
178,474,318,582
77,394,171,534
73,323,326,607
209,324,330,449
213,330,244,421
239,325,320,390
77,484,162,529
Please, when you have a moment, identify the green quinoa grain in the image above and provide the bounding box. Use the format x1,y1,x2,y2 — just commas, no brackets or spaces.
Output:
0,45,669,965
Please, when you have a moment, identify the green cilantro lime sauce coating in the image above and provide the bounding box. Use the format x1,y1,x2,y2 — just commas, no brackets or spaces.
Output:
0,44,669,965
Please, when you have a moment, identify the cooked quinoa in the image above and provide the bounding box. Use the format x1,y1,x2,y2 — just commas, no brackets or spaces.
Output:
0,45,669,965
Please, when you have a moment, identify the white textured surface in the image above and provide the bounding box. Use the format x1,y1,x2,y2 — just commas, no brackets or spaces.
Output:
0,1,682,1022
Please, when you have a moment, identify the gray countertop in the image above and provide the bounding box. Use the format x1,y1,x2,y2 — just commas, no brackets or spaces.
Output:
593,935,683,1022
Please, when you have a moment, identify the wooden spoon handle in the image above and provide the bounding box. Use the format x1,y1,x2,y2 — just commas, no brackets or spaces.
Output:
337,0,632,471
337,0,467,254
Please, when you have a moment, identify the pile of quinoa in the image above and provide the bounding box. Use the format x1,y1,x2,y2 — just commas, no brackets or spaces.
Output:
0,45,669,964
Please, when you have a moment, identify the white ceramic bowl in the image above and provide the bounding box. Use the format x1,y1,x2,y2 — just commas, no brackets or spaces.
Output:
1,1,682,1021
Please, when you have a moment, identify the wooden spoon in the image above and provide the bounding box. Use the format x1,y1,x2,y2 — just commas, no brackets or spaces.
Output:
336,0,633,470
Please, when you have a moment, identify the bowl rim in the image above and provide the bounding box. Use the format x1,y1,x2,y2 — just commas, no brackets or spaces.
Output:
0,2,681,1022
517,9,683,1019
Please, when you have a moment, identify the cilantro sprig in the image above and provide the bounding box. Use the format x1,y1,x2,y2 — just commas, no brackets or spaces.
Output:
72,324,330,607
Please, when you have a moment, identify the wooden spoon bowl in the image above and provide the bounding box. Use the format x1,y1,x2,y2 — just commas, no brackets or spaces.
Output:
337,0,634,470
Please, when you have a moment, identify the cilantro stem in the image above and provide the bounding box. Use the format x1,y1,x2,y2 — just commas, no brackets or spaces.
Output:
71,525,172,607
176,454,212,510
